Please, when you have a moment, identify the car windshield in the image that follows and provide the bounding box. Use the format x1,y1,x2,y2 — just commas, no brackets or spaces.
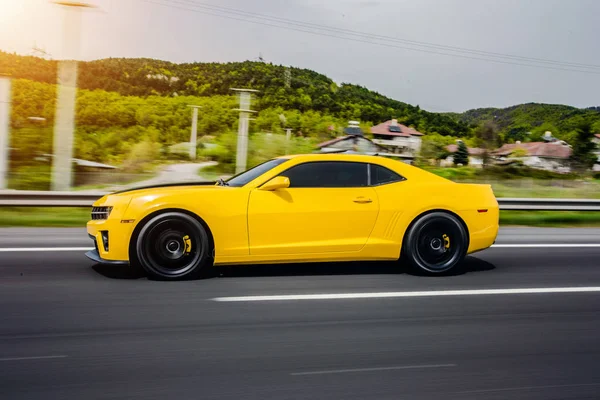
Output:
224,158,289,187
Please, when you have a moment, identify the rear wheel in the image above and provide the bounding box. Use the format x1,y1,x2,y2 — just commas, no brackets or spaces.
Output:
135,212,213,280
403,212,468,275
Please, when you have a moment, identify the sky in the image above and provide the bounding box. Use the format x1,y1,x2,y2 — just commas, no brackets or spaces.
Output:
1,0,599,113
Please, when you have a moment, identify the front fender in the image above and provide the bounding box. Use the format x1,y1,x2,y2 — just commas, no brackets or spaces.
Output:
121,189,251,257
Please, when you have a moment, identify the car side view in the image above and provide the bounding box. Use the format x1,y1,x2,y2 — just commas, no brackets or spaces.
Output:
86,153,499,280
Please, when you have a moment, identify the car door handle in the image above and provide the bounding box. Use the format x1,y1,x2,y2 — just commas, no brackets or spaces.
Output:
353,197,373,203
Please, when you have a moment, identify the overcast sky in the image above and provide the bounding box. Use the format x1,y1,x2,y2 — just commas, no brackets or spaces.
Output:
1,0,599,112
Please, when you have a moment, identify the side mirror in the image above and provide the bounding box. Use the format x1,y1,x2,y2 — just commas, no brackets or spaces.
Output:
260,176,290,191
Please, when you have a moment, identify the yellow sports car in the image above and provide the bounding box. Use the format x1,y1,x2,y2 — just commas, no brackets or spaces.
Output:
86,153,499,280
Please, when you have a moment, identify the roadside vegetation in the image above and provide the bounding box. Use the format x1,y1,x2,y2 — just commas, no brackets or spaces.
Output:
3,51,599,191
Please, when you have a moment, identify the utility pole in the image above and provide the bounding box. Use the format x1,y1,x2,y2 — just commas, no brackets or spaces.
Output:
50,1,94,191
0,74,12,190
188,105,202,160
230,88,258,174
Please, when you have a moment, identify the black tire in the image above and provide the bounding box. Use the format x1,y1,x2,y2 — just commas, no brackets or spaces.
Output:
135,212,213,280
402,211,468,275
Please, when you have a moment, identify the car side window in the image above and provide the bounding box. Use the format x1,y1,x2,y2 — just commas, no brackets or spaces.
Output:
279,161,369,188
370,164,405,185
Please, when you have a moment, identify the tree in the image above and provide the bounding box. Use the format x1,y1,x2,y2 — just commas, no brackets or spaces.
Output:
570,119,597,171
473,121,499,167
419,133,455,166
454,140,469,166
505,124,531,143
418,141,449,166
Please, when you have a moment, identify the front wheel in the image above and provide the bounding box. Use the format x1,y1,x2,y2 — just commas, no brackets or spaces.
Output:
134,212,213,280
402,212,468,275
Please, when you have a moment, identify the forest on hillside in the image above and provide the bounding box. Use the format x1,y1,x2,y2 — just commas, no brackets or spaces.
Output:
447,104,600,144
0,51,468,136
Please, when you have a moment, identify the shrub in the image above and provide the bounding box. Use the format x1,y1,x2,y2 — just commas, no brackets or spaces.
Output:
122,141,161,173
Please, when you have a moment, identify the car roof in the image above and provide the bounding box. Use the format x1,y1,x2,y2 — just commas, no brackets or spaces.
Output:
273,153,451,183
275,153,384,162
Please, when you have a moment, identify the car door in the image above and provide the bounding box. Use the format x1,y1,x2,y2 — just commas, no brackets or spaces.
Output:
247,161,380,255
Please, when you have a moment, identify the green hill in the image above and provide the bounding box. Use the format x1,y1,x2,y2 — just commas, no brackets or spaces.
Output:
0,51,468,136
447,103,600,143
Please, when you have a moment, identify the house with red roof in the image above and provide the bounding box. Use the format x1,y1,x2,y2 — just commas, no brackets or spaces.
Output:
370,119,424,158
491,140,572,172
316,120,423,163
316,121,392,156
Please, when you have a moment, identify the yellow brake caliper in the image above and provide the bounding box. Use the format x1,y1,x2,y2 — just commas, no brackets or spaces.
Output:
442,234,450,250
183,235,192,254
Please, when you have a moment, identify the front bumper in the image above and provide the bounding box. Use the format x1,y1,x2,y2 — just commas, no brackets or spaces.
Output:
85,247,129,266
87,219,133,264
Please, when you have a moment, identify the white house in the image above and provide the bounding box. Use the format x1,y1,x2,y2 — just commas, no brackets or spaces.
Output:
370,119,424,159
316,121,392,155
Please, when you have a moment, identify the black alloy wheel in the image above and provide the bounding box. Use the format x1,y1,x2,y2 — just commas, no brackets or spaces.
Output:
403,211,468,274
135,212,213,280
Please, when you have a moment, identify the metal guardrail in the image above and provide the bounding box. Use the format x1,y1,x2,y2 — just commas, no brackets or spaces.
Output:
1,190,600,211
0,190,108,207
498,198,600,211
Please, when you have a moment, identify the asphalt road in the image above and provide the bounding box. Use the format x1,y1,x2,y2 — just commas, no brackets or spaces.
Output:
1,227,600,399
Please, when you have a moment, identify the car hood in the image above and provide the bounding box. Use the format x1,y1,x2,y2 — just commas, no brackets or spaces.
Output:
94,181,229,206
110,180,218,195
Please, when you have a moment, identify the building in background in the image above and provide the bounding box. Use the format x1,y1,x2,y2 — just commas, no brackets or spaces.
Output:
492,141,572,172
316,121,389,155
370,119,424,160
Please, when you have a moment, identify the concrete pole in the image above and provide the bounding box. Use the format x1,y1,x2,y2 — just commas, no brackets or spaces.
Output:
230,88,258,174
188,105,201,160
236,111,249,174
0,75,12,190
51,59,78,191
285,128,292,155
51,1,93,191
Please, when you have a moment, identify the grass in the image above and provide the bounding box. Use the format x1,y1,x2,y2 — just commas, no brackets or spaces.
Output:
0,207,91,227
2,207,600,228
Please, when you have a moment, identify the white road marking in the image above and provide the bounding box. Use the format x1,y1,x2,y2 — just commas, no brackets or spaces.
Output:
0,355,67,362
212,287,600,302
457,382,600,394
0,247,92,252
291,363,456,376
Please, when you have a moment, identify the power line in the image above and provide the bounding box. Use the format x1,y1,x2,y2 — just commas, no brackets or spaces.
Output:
145,0,600,75
170,0,600,71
